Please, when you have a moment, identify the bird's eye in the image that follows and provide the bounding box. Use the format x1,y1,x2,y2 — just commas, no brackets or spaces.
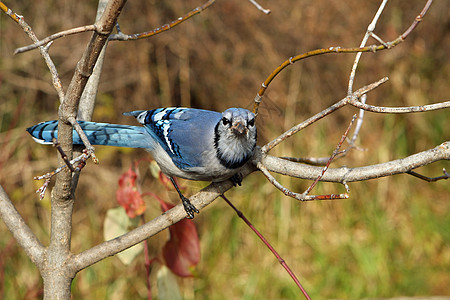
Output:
247,118,255,127
222,117,231,126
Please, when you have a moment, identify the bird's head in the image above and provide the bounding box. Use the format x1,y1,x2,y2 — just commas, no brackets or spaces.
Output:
214,108,257,169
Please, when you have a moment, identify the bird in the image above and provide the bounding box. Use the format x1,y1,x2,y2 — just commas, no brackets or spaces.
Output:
26,107,258,218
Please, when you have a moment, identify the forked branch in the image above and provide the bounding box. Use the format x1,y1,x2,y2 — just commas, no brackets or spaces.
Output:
252,0,434,115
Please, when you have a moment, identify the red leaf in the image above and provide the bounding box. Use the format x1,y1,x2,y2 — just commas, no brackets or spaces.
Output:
160,201,200,277
116,167,146,218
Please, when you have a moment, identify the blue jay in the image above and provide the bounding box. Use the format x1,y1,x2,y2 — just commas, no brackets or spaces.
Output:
27,107,257,218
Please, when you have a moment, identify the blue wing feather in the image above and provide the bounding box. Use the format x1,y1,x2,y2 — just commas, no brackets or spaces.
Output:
125,108,221,170
26,120,153,149
28,108,224,171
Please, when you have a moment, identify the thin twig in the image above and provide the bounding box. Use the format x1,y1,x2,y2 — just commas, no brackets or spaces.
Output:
52,138,75,172
252,0,433,114
109,0,215,41
67,117,98,163
36,178,51,200
406,169,449,182
348,98,450,113
400,0,433,40
304,115,357,195
257,162,349,201
280,143,367,166
280,156,330,166
346,0,387,150
348,0,388,94
14,25,97,54
262,77,388,153
248,0,271,14
257,116,357,201
349,94,367,145
33,151,91,181
0,1,64,102
221,195,310,300
33,150,90,200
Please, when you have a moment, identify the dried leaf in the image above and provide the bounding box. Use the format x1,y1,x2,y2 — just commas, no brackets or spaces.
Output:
160,201,200,277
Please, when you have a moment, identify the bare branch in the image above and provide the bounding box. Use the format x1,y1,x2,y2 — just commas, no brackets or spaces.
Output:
67,117,98,163
248,0,271,14
69,164,252,272
14,25,97,54
400,0,433,40
257,162,348,201
252,0,434,114
407,169,449,182
261,142,450,183
348,99,450,113
1,1,64,102
43,1,128,297
33,150,90,182
10,0,215,51
109,0,215,41
304,114,356,195
258,116,357,201
280,156,330,166
348,94,367,145
347,0,388,94
262,77,388,153
0,185,45,268
52,138,75,172
346,0,387,149
66,136,449,273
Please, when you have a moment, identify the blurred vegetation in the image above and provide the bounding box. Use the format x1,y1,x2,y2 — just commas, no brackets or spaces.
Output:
0,0,449,299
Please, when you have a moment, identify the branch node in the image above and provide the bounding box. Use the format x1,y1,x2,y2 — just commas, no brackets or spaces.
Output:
43,41,53,52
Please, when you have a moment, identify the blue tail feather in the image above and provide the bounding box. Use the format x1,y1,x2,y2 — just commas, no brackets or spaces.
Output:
26,120,153,149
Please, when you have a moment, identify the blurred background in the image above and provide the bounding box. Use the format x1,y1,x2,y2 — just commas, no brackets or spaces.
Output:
0,0,449,298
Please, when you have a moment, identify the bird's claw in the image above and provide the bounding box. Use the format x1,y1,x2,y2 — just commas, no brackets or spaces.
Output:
182,197,199,219
230,173,243,186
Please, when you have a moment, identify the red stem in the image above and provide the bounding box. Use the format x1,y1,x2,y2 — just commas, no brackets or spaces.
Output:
141,215,152,300
221,195,312,300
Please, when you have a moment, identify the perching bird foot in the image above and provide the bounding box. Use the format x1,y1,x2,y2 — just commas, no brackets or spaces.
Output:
181,196,199,219
230,173,243,186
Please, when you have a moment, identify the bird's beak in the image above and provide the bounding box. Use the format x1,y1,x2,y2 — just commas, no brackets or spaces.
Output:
231,121,247,136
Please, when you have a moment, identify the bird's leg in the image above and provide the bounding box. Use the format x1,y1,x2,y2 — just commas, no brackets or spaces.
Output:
169,177,199,219
230,173,243,186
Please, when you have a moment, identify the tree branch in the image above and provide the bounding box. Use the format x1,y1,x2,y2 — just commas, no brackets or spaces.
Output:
262,77,389,153
260,142,450,183
109,0,215,41
0,1,64,102
68,140,449,272
14,25,97,54
44,1,128,298
348,99,450,113
0,186,45,267
252,0,434,115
